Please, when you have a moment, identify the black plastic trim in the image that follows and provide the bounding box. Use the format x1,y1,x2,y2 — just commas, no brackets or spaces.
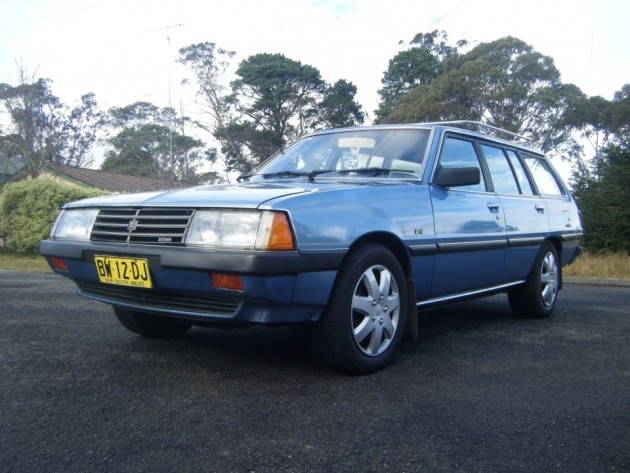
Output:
40,239,346,275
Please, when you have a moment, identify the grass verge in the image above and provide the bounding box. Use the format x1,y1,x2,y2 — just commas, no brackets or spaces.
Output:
0,252,51,272
563,252,630,279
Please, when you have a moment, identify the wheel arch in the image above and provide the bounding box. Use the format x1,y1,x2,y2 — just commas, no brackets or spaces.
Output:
346,231,412,278
547,236,563,289
344,231,419,341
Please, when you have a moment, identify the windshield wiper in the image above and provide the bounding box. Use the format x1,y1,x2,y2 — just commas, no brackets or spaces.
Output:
261,171,311,179
335,167,418,177
236,172,254,182
336,167,389,176
257,167,417,183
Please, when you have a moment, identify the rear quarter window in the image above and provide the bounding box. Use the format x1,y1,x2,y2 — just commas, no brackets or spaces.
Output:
523,155,564,196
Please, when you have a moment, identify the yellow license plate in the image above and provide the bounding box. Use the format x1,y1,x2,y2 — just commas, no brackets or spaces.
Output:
94,255,153,289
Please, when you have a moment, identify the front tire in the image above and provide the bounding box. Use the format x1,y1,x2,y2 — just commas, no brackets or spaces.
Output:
309,244,408,374
509,241,560,319
113,307,192,339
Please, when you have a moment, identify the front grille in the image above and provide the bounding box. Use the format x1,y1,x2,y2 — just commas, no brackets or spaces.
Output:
90,208,195,245
76,280,241,317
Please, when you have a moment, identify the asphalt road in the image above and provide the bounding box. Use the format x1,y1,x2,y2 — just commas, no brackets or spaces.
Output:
1,271,629,473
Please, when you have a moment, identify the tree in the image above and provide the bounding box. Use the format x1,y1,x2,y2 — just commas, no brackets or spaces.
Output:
0,69,103,178
386,37,584,156
569,83,630,252
375,48,442,122
178,42,244,179
374,30,467,123
568,84,630,170
103,102,205,182
178,44,364,174
319,80,364,129
62,93,104,168
0,76,65,177
409,29,468,62
233,53,326,143
214,122,281,174
178,42,236,132
572,141,630,252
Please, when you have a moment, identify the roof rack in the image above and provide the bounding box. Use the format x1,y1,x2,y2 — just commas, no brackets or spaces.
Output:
423,120,532,145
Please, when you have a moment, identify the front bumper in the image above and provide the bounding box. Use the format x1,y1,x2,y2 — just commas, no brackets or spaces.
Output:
40,239,344,324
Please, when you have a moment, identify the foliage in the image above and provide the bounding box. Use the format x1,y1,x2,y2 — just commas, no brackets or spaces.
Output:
102,102,205,183
409,29,468,62
179,45,364,175
320,80,365,129
178,42,236,131
0,179,105,253
375,47,442,122
568,84,630,177
63,93,105,168
0,69,103,178
0,77,64,178
214,122,282,173
572,141,630,252
233,53,325,142
386,36,583,156
178,42,238,181
375,30,465,122
568,83,630,252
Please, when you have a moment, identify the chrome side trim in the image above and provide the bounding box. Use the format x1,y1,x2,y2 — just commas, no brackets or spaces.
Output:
417,280,525,307
507,236,545,247
560,232,584,241
437,239,508,253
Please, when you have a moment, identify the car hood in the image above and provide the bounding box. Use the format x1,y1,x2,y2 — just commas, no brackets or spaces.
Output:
64,182,316,209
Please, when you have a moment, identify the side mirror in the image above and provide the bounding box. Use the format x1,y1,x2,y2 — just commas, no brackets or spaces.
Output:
433,165,481,188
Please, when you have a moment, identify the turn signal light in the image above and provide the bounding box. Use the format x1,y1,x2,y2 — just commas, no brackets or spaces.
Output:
256,212,295,250
49,257,68,271
210,273,244,291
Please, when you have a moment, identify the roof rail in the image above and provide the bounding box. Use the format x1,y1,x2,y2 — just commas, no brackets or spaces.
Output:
423,120,532,145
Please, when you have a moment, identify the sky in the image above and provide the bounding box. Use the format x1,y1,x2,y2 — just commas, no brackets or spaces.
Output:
1,0,629,129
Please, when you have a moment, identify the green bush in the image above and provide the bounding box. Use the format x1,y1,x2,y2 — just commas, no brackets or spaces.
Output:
0,179,106,253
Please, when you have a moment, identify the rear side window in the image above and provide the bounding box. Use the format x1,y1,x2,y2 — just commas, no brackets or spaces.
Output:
439,137,486,192
480,144,520,194
523,155,564,196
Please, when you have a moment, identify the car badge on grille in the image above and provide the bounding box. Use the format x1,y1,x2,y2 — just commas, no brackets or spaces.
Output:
126,219,139,232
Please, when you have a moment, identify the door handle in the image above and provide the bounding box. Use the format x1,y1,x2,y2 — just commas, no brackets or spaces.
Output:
487,202,500,218
535,205,545,214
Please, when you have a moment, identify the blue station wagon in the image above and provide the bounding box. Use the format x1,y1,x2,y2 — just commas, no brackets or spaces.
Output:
40,121,583,373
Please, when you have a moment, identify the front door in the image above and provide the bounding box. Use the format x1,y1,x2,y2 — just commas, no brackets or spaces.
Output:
429,136,507,297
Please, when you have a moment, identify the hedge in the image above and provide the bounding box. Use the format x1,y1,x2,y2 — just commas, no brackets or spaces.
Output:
0,179,106,253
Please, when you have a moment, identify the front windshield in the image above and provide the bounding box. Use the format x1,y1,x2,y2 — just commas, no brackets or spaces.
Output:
252,128,431,180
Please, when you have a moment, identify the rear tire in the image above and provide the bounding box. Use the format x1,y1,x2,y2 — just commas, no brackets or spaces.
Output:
509,241,560,319
113,307,192,339
309,244,408,374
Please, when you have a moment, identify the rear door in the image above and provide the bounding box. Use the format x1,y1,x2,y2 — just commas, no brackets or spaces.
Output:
521,153,583,266
429,135,507,297
479,144,549,282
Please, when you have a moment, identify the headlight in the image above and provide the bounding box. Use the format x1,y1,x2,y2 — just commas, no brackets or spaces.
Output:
186,210,294,250
52,209,99,240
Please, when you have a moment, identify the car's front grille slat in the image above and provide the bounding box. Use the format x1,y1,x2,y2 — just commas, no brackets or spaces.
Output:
90,208,195,245
76,280,241,316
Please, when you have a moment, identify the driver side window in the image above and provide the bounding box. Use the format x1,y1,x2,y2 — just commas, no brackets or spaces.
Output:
439,137,486,192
